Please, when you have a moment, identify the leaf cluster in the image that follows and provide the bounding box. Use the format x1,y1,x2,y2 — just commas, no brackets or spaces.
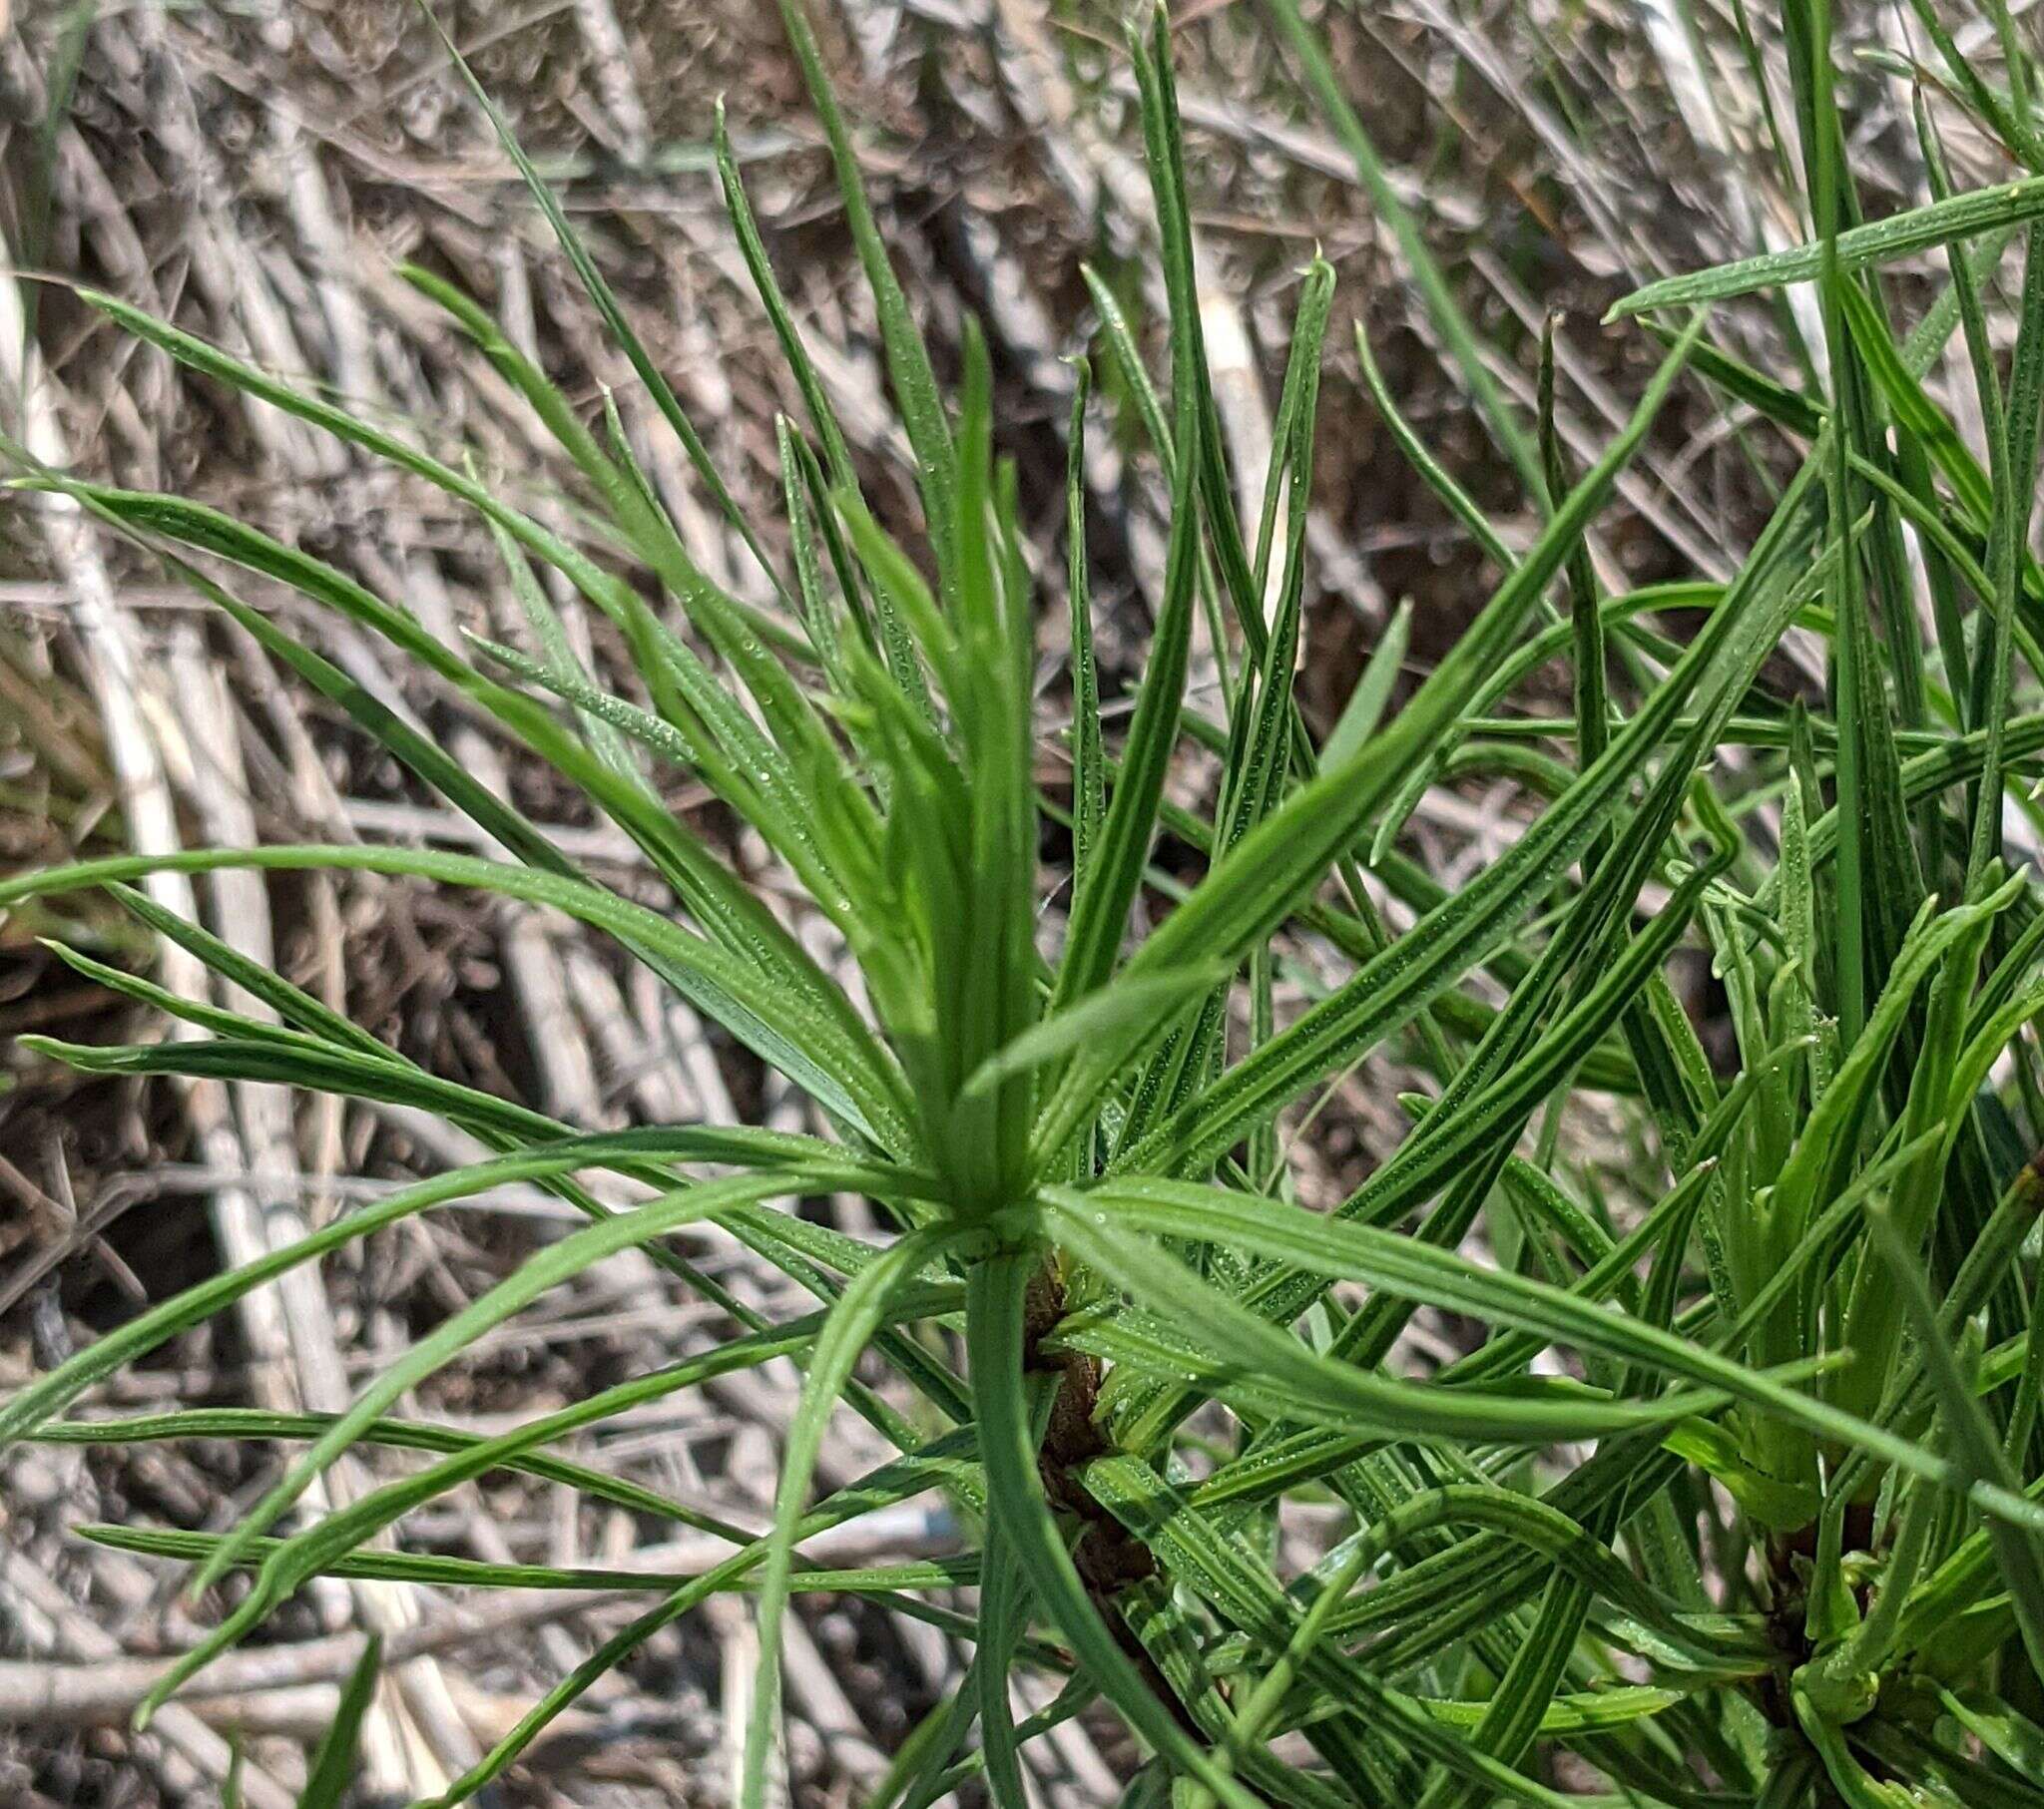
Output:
10,3,2044,1804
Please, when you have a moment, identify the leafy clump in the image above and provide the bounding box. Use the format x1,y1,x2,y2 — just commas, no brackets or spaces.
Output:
10,1,2044,1805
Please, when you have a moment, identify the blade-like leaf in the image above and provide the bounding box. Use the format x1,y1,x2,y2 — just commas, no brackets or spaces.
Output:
296,1634,381,1809
1613,173,2044,316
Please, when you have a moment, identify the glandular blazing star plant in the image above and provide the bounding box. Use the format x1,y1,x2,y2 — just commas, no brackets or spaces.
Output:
14,0,2044,1804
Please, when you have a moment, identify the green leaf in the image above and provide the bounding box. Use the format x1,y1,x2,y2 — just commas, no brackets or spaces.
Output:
1047,1199,1731,1444
1662,1417,1822,1528
1321,598,1412,771
39,1408,752,1543
1064,359,1108,921
964,966,1224,1103
1612,172,2044,317
1047,17,1209,1019
1935,1687,2044,1781
1353,323,1515,572
82,1523,979,1601
1862,1199,2044,1677
297,1634,380,1809
773,0,955,587
0,842,914,1152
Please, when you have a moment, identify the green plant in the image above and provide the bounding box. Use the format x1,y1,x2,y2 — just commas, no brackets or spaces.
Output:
10,0,2044,1803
